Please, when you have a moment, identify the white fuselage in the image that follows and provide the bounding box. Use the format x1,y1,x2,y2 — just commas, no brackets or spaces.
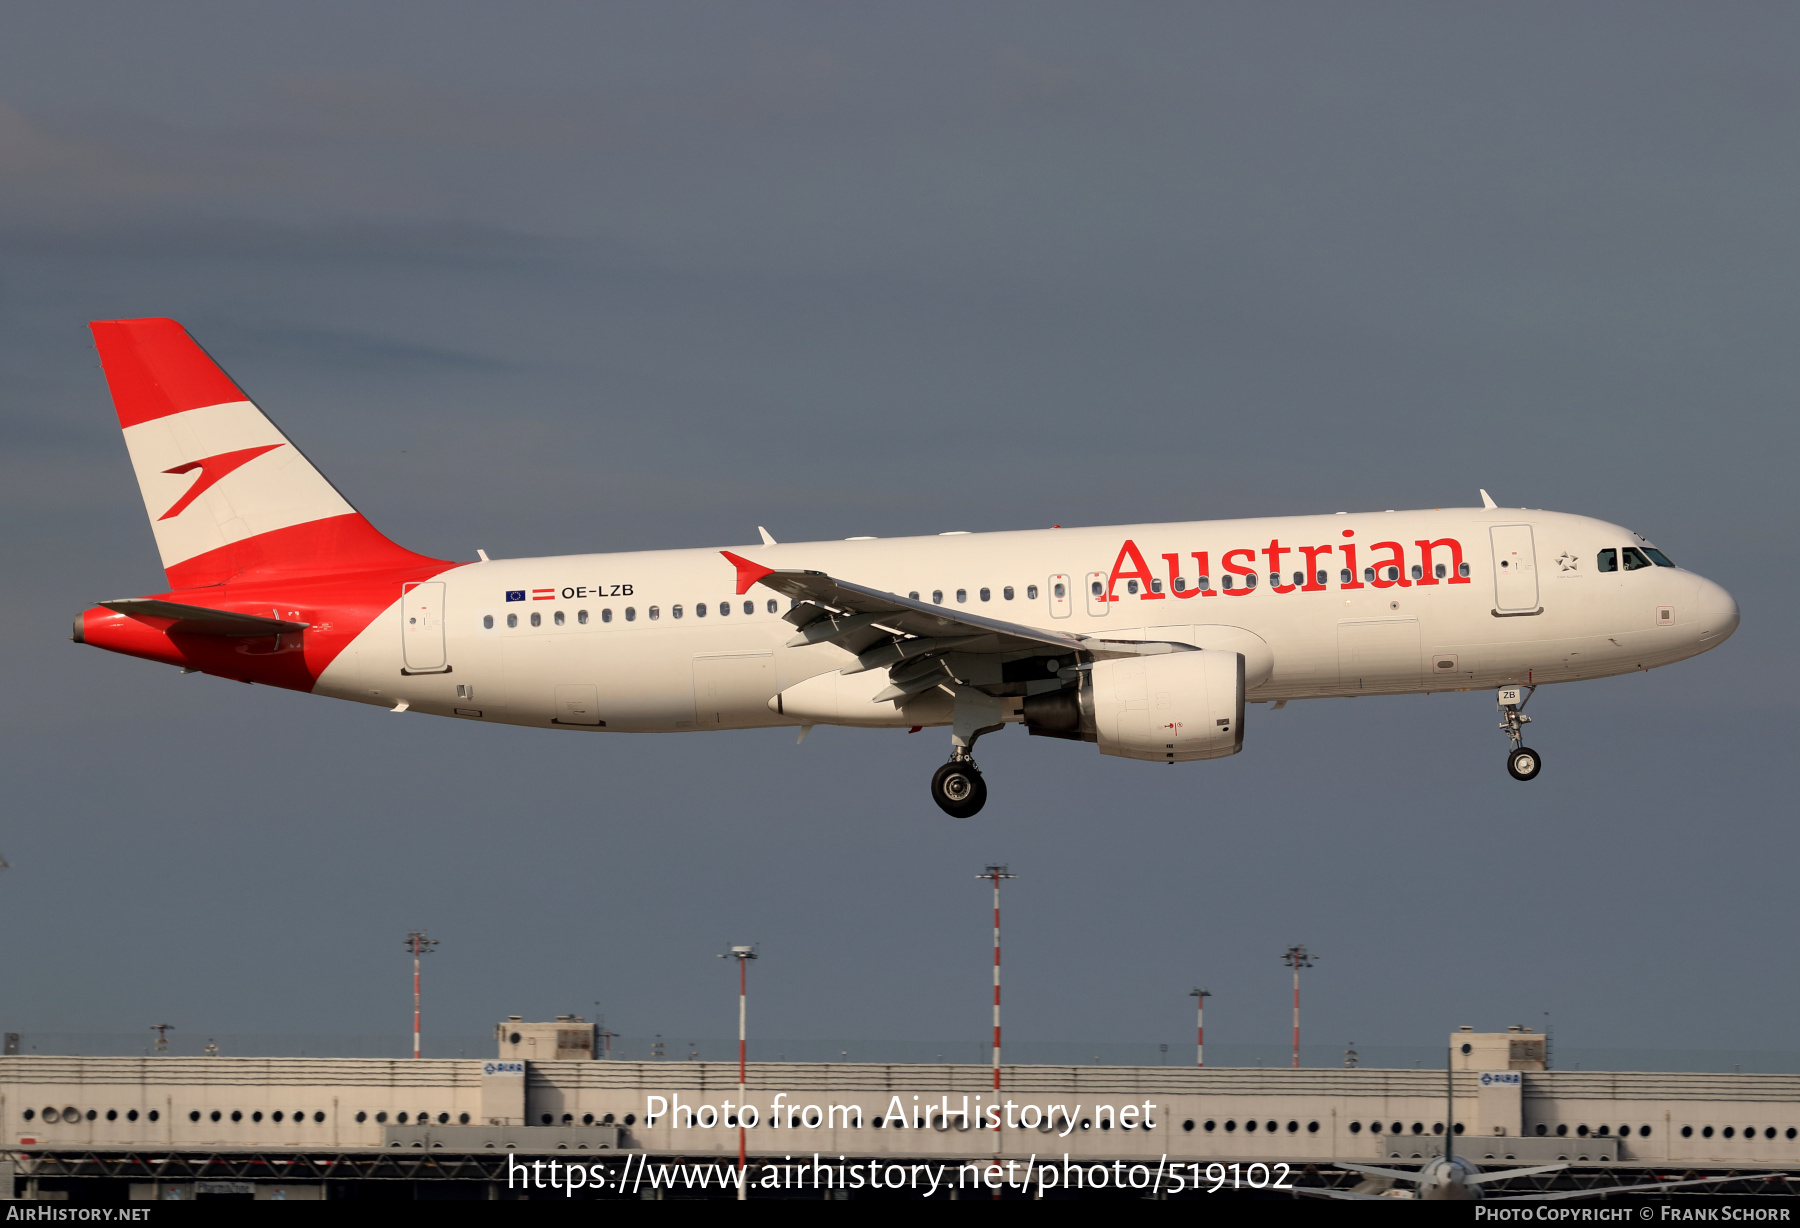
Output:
314,507,1738,736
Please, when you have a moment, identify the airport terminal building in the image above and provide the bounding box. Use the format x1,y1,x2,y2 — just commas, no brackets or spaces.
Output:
2,1024,1796,1200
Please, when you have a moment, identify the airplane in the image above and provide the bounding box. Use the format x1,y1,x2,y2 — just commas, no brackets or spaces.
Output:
1300,1050,1782,1202
72,318,1740,817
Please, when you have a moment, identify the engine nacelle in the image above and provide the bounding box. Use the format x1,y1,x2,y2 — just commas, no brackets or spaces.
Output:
1024,650,1244,763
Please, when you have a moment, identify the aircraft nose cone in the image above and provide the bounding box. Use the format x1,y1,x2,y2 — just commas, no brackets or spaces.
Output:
1697,578,1740,646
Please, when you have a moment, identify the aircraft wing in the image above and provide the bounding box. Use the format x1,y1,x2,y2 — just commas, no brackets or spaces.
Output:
1291,1187,1405,1201
1462,1163,1567,1184
1333,1162,1428,1183
722,551,1197,703
1495,1172,1788,1201
99,598,309,637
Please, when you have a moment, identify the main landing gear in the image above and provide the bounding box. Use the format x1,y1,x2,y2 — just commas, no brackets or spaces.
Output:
930,754,987,818
930,688,1005,817
1498,685,1542,781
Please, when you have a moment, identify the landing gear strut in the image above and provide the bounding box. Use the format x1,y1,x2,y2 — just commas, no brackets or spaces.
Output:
930,754,987,818
931,688,1004,817
1498,685,1541,781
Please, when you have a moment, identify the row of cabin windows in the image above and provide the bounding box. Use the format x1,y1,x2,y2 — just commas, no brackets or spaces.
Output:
484,600,782,630
1599,546,1676,572
909,586,1037,604
476,555,1505,631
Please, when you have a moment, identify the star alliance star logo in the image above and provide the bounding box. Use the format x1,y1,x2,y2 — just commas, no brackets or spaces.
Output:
1555,552,1579,572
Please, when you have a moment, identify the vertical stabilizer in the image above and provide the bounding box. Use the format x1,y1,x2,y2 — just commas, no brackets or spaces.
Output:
90,318,442,588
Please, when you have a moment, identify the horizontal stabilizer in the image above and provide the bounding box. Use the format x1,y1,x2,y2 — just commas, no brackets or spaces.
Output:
98,598,309,637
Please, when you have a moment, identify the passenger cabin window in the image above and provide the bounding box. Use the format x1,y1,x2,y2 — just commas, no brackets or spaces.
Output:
1197,576,1210,591
1244,573,1257,588
530,612,541,627
1458,562,1471,577
1126,580,1139,595
766,599,778,613
1152,578,1164,593
956,589,967,603
718,601,729,616
672,605,684,619
625,607,636,621
483,615,493,629
602,608,613,623
908,591,920,600
1643,547,1675,567
1292,572,1303,587
743,601,754,615
1622,546,1655,571
1340,569,1352,584
554,610,565,626
1597,548,1618,572
1173,577,1186,592
695,602,706,617
1363,568,1376,582
1222,575,1234,590
1410,565,1423,580
506,613,518,628
577,610,588,624
1316,571,1328,585
1434,564,1446,579
979,587,991,602
648,606,659,620
1003,586,1015,600
932,590,944,604
1090,580,1103,597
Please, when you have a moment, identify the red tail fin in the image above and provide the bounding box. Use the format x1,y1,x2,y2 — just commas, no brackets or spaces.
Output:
91,318,445,588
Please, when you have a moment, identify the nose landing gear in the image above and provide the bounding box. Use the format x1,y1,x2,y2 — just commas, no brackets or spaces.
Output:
930,754,987,817
1498,685,1541,781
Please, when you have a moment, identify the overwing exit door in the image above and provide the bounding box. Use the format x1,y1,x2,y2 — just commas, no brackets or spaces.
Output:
401,581,448,672
1490,525,1540,613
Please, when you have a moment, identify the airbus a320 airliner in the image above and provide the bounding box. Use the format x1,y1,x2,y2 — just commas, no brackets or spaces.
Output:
74,319,1739,816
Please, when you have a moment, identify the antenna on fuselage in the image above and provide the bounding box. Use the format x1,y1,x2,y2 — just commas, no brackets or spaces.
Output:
1479,490,1497,510
758,527,778,546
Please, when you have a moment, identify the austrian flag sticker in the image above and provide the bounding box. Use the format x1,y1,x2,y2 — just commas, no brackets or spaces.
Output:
532,588,556,601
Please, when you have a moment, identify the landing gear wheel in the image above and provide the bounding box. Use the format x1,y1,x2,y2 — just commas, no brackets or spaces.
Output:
1507,747,1542,781
930,760,987,817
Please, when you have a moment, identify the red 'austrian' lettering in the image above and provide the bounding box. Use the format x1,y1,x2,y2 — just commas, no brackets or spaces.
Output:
1102,533,1465,600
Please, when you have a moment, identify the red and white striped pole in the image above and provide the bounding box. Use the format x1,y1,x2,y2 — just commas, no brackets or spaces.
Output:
979,865,1016,1167
1281,945,1314,1069
1190,987,1211,1067
721,945,756,1201
404,931,436,1060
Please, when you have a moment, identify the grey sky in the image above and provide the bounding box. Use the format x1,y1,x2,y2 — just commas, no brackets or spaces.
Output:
1,4,1794,1060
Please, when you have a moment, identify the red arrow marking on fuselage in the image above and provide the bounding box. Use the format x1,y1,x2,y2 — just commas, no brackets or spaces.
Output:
158,444,284,521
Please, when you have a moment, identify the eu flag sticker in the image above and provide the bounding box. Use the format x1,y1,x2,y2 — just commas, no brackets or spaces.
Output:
505,590,525,602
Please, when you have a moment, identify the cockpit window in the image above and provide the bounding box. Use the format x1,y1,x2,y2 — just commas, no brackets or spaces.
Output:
1622,547,1654,571
1597,549,1618,573
1643,547,1675,568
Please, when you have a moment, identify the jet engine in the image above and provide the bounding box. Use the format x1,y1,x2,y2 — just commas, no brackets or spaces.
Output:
1023,649,1244,763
